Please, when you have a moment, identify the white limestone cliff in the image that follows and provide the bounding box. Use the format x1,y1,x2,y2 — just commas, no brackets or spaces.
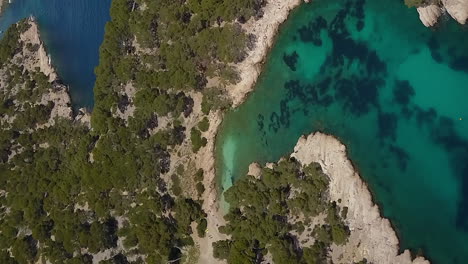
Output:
417,4,443,27
19,18,72,122
443,0,468,24
292,133,430,264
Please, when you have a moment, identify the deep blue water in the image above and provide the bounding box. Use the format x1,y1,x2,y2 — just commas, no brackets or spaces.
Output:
0,0,111,108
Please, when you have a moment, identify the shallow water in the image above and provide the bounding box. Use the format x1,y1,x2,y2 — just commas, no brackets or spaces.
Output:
0,0,111,108
216,0,468,263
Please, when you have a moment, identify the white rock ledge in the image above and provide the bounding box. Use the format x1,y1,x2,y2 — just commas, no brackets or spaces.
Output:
417,4,443,27
443,0,468,24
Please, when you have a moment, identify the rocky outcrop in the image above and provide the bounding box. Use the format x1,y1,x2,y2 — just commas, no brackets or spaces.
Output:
19,18,57,81
443,0,468,24
417,4,443,27
75,108,91,127
20,18,73,122
417,0,468,27
292,133,429,264
228,0,304,106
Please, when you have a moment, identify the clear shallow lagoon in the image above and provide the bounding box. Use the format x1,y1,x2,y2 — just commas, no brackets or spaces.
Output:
0,0,111,108
217,0,468,263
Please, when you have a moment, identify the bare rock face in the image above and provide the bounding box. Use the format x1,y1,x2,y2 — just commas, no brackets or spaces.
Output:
443,0,468,24
228,0,303,107
247,162,262,179
75,108,91,127
22,19,72,122
417,4,443,27
416,0,468,27
40,81,72,122
19,19,57,81
292,133,430,264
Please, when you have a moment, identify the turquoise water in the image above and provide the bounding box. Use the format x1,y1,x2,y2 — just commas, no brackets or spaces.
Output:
217,0,468,263
0,0,111,108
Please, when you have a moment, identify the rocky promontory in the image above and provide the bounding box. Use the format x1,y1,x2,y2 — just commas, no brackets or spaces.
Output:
0,18,75,127
20,18,72,120
292,133,429,264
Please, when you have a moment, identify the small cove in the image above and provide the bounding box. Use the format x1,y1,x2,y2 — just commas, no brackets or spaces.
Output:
0,0,111,108
216,0,468,263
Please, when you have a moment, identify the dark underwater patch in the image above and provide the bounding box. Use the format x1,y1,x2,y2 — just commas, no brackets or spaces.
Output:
393,80,415,106
456,163,468,231
413,106,437,127
312,6,387,117
284,78,335,108
326,0,386,75
428,116,468,231
450,56,468,73
269,112,281,133
334,77,381,116
388,144,409,171
428,36,468,73
378,112,398,141
352,0,366,31
356,20,365,32
298,16,327,46
279,100,291,128
317,77,332,95
285,80,306,101
427,36,443,63
283,51,299,71
431,117,461,149
366,51,387,75
257,114,264,131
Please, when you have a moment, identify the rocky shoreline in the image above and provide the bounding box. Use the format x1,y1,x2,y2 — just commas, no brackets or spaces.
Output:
417,0,468,27
19,18,73,123
292,133,429,264
17,18,91,126
227,0,303,107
